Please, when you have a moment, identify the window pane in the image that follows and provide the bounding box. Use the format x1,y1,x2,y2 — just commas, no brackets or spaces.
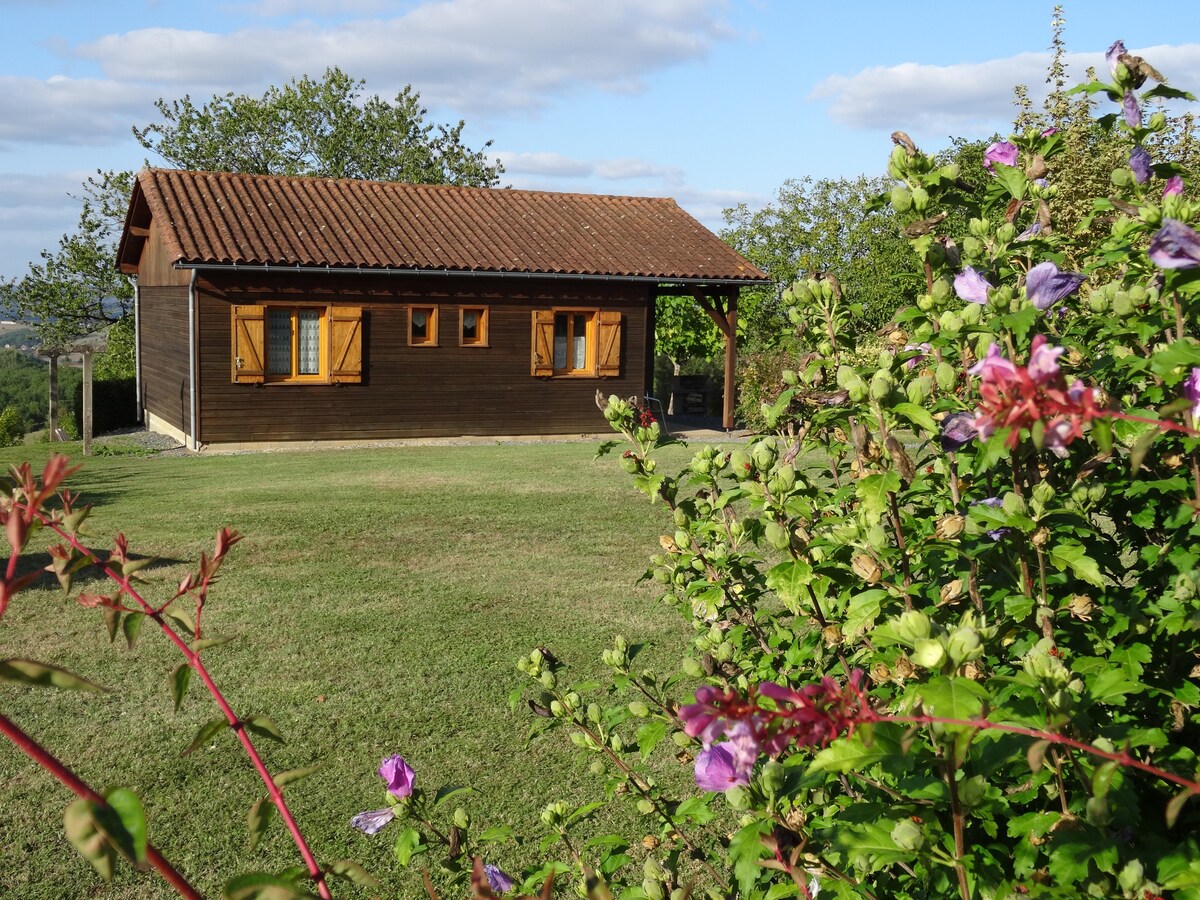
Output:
297,310,321,374
268,310,292,375
463,310,478,341
412,309,428,340
572,314,588,370
553,313,568,369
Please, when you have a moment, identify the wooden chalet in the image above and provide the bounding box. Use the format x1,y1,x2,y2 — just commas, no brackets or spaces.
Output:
116,168,770,450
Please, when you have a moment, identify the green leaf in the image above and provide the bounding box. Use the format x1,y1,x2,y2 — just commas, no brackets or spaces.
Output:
765,560,813,613
161,603,195,637
63,798,116,881
324,859,380,889
0,658,107,692
565,800,605,826
121,612,145,650
192,634,236,653
392,827,425,866
432,784,474,808
1049,541,1105,587
1166,789,1196,828
843,590,885,639
171,663,191,712
830,820,909,874
992,161,1027,199
273,764,323,790
477,825,515,843
101,788,148,866
913,675,989,720
675,795,716,825
856,471,901,519
1086,668,1142,707
223,871,316,900
103,607,121,643
182,716,230,756
242,713,285,744
247,796,274,851
728,819,773,897
891,401,938,435
636,720,667,759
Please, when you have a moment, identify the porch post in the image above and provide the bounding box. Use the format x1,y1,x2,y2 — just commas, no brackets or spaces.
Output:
722,289,738,431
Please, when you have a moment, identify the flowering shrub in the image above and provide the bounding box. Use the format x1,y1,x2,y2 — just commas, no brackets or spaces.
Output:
489,41,1200,900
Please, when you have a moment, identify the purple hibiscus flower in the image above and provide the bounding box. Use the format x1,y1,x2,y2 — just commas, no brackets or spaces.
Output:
983,141,1019,172
350,807,396,835
1106,40,1126,77
484,863,515,893
954,267,992,305
1183,368,1200,423
903,342,932,370
379,754,415,799
1130,147,1152,185
940,412,978,452
1164,176,1184,197
1123,92,1143,129
1149,219,1200,270
694,743,751,792
1026,261,1085,311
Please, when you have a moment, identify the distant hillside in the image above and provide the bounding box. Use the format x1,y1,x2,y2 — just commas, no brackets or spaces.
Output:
0,349,81,430
0,322,39,349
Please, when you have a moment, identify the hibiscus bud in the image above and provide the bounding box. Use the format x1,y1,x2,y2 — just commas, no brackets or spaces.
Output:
453,807,470,829
674,529,690,550
628,701,650,717
761,759,786,795
540,670,557,689
935,514,966,540
917,292,936,311
671,730,692,748
937,310,964,336
946,627,984,665
896,610,932,643
906,376,931,406
1002,492,1027,517
726,785,751,810
878,348,894,369
729,450,752,477
587,703,602,723
869,662,892,684
823,624,843,647
940,579,965,604
851,553,882,584
1031,526,1050,548
751,440,777,470
715,640,734,662
996,222,1017,244
619,454,640,474
765,521,790,551
935,361,958,392
869,371,894,401
893,656,917,680
550,700,565,716
590,759,607,776
847,375,869,403
890,186,913,213
681,657,704,678
960,301,982,325
891,818,925,852
912,638,948,669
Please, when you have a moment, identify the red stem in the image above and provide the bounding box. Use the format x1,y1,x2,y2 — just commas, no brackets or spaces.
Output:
872,711,1200,794
30,510,332,899
0,712,202,900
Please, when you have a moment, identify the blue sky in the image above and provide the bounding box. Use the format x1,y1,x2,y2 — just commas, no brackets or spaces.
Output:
2,0,1199,282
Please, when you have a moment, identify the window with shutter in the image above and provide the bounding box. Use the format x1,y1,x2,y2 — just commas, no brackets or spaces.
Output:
231,304,364,384
531,308,620,377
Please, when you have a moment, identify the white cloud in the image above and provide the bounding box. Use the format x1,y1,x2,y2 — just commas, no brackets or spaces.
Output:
0,77,157,146
811,44,1200,138
74,0,734,116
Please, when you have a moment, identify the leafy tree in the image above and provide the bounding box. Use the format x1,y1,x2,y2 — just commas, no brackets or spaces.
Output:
0,174,134,357
132,67,504,187
0,349,80,430
722,175,917,344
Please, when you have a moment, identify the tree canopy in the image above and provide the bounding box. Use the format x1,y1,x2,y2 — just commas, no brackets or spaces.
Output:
132,68,504,187
2,70,505,374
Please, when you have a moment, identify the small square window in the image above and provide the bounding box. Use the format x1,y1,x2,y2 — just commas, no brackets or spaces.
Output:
460,307,488,346
409,306,439,346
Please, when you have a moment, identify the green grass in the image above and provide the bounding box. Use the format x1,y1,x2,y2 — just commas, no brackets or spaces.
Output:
0,440,706,898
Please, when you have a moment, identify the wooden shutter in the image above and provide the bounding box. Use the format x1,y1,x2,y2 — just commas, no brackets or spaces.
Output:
329,306,364,383
231,305,265,384
597,311,622,377
531,309,555,376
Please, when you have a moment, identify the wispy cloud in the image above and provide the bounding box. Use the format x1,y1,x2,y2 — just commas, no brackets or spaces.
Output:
0,77,156,146
811,44,1200,138
75,0,735,116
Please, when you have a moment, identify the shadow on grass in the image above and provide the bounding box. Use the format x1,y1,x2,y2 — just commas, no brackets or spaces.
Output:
9,549,190,593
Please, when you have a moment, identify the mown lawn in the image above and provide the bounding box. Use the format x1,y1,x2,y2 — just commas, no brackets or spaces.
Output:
0,439,705,899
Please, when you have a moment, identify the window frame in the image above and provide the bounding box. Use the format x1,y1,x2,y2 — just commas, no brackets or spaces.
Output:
264,304,330,384
458,306,489,347
531,307,622,379
408,305,439,347
551,308,596,376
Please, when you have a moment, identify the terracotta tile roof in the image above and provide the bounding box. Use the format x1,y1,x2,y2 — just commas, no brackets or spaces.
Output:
120,168,770,284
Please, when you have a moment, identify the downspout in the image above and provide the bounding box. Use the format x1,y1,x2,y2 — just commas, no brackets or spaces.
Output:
187,268,198,451
130,276,142,424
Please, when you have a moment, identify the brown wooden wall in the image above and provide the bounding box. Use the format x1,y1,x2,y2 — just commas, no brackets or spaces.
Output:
138,285,190,434
191,272,652,444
